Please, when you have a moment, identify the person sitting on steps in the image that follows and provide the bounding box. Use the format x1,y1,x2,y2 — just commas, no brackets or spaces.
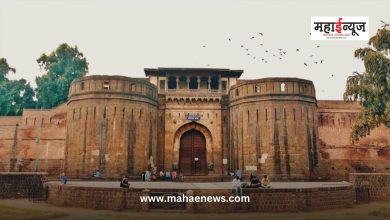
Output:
261,174,271,188
120,175,130,188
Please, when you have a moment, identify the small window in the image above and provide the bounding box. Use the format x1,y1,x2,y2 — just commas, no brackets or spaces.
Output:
254,85,260,93
80,82,85,90
222,81,227,92
103,81,110,90
281,83,286,92
160,80,165,90
235,89,239,96
131,84,136,92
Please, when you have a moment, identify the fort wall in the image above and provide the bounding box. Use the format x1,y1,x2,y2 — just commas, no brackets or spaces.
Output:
65,75,158,178
228,78,319,177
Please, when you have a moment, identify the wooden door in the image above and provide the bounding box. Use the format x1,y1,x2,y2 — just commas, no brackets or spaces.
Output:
179,129,207,175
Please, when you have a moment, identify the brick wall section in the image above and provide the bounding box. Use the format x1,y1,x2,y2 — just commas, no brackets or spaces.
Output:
0,172,47,199
193,187,353,212
318,101,390,180
47,184,142,211
349,173,390,201
0,105,66,175
46,185,353,212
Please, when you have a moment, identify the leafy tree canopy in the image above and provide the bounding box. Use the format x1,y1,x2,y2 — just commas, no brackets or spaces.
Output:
0,58,16,82
35,43,88,108
0,58,35,116
344,22,390,141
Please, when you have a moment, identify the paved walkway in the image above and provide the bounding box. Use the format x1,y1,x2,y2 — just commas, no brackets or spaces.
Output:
48,181,351,189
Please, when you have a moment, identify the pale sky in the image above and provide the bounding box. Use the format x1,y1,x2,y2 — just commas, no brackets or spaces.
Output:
1,0,389,100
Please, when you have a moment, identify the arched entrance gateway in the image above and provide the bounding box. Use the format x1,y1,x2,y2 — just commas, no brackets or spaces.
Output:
173,122,213,176
179,129,207,175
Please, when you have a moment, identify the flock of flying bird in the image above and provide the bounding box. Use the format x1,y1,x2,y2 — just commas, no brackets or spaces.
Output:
202,32,330,71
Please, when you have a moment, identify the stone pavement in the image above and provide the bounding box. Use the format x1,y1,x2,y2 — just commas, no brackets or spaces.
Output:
48,181,351,189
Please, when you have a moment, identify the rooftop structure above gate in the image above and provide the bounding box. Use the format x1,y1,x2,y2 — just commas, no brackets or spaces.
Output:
145,67,243,95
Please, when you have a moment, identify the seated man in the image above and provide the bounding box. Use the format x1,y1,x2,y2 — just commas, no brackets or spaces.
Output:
171,171,177,181
120,176,130,188
159,170,164,181
145,170,151,182
93,170,101,178
60,172,68,185
165,171,171,181
261,175,271,188
250,175,261,188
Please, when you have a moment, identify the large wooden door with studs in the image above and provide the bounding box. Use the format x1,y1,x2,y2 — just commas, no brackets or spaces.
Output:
179,129,207,175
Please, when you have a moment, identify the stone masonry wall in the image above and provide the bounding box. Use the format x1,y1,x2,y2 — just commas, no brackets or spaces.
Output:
65,75,158,178
228,78,319,178
349,173,390,201
0,105,66,176
46,184,353,212
318,101,390,180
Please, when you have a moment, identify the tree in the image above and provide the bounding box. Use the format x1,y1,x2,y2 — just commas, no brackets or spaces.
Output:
0,58,36,116
0,58,16,82
35,43,88,108
344,22,390,141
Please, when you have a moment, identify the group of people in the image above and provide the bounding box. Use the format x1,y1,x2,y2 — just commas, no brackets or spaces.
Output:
142,170,184,182
231,169,271,196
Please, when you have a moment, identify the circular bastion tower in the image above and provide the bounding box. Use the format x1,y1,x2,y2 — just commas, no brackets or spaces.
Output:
228,77,319,178
65,75,158,178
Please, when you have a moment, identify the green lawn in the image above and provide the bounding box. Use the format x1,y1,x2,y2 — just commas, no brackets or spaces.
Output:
0,204,67,220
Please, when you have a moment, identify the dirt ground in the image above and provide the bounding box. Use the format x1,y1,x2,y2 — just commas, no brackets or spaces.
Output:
0,199,389,220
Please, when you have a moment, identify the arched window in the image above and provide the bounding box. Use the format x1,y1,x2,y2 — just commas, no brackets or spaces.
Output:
189,76,198,90
179,76,187,89
168,76,177,89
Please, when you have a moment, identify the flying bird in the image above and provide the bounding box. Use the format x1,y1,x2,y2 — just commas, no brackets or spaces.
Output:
259,33,263,36
331,74,334,77
202,45,206,48
316,45,320,48
228,38,231,41
250,36,255,39
320,60,324,63
314,62,318,64
296,49,300,52
241,45,244,48
259,44,263,46
265,50,268,53
304,62,307,66
310,55,314,57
